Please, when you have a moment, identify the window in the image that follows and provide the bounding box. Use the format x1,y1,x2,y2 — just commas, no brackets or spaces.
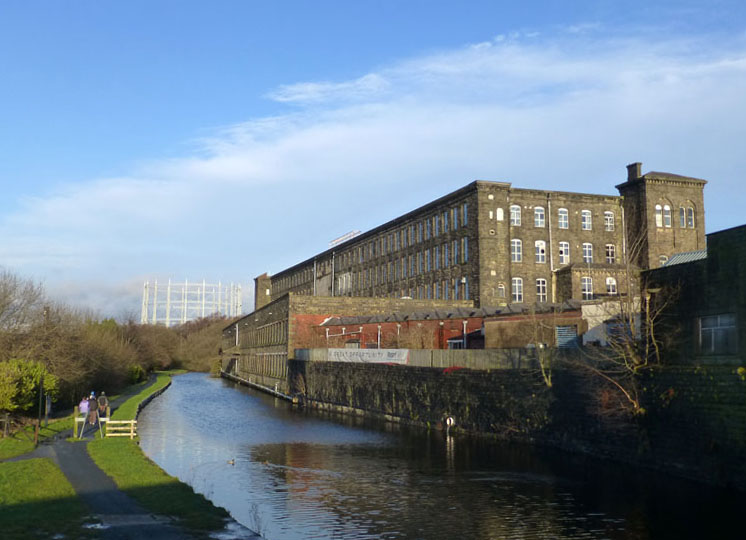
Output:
434,215,440,236
687,207,695,228
511,239,522,262
453,239,459,265
605,277,617,295
443,211,449,232
417,222,423,243
418,251,423,274
536,279,547,303
679,207,686,228
511,277,523,303
464,277,469,300
559,241,570,265
462,237,469,262
534,207,545,227
462,203,468,226
497,284,506,298
663,205,672,228
435,245,440,269
510,205,521,226
426,219,431,239
700,314,737,354
558,208,569,229
435,282,440,299
444,243,450,268
581,276,593,300
605,244,616,264
426,249,431,271
582,243,593,263
535,240,546,263
443,280,449,300
655,204,663,228
453,208,459,230
604,211,615,231
496,208,504,221
581,210,592,230
659,255,669,266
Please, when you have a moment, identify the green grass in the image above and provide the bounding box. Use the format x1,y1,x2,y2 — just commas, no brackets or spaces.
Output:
0,458,95,539
0,415,75,460
88,438,229,532
111,372,173,420
89,370,230,533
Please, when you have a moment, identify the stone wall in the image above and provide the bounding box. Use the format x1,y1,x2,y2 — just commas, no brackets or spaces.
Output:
284,357,746,490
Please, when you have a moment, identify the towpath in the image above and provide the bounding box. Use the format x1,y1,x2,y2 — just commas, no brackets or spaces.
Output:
5,376,257,539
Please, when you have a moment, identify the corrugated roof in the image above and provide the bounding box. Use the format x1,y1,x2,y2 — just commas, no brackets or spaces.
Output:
663,249,707,267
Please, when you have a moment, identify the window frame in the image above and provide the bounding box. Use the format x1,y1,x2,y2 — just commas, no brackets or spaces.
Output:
581,276,593,300
582,242,593,263
536,278,547,303
535,240,546,264
559,241,570,265
581,210,592,231
558,208,569,229
510,204,521,226
604,211,615,231
511,277,523,303
534,207,545,228
511,238,523,262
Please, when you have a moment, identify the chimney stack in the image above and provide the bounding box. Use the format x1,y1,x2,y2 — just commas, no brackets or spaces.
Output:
627,162,642,182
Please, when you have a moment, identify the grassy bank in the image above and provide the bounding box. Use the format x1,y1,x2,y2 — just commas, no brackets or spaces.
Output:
88,370,230,533
0,416,74,460
0,458,94,539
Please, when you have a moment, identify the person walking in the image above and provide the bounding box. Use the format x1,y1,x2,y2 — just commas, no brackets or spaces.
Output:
97,392,109,418
87,392,98,425
78,396,89,417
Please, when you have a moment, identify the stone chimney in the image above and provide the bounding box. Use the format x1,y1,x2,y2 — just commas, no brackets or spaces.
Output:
626,162,642,182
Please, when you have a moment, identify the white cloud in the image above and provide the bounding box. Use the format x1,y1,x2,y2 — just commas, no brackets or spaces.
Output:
2,30,745,316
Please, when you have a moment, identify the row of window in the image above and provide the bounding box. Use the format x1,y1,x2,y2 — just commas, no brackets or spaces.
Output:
655,204,696,229
346,203,469,265
352,239,469,289
240,320,288,348
498,206,615,231
348,278,471,301
510,240,617,265
508,276,617,303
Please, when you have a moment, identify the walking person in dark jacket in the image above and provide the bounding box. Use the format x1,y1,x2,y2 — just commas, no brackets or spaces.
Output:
87,392,98,425
97,392,109,418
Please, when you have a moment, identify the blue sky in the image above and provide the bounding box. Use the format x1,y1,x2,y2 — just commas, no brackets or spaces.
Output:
1,1,745,317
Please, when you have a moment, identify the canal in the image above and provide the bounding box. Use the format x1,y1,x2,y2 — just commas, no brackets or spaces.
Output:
137,373,742,539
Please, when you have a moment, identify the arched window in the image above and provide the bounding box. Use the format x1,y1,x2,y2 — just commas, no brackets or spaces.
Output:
558,208,569,229
536,279,547,303
605,244,616,264
511,239,522,262
511,277,523,303
510,205,521,226
581,276,593,300
534,207,545,227
604,211,615,231
581,210,592,230
582,243,593,263
496,208,504,221
497,283,506,298
535,240,546,263
655,204,663,227
687,207,695,228
663,205,672,227
606,277,617,295
559,241,570,264
679,207,686,228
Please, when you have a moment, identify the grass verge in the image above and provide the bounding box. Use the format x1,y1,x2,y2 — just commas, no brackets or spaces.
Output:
0,458,95,539
111,372,173,420
0,416,75,460
89,370,230,533
88,438,229,532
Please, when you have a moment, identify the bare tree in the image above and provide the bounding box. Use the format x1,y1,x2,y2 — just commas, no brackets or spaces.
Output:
576,231,680,415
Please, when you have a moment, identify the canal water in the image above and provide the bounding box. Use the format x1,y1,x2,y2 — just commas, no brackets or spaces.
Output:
137,373,742,539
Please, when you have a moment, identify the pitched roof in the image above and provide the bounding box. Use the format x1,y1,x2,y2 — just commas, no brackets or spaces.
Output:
663,249,707,267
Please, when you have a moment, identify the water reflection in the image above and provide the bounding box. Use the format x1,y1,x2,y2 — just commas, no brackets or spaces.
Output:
138,373,742,540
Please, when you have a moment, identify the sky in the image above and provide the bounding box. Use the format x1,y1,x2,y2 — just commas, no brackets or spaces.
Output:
1,1,745,319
